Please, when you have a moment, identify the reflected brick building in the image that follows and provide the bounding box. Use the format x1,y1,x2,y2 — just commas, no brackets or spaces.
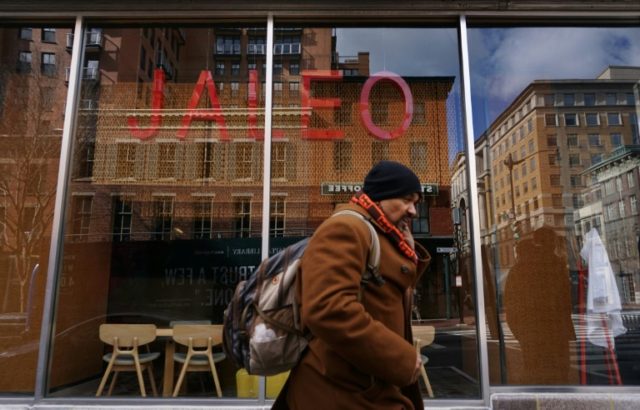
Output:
68,27,455,245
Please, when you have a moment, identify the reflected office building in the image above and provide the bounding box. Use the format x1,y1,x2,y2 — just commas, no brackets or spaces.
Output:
472,65,640,385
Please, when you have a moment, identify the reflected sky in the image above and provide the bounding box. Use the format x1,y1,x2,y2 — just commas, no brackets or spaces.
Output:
335,28,464,161
320,27,640,151
469,27,640,137
336,28,459,76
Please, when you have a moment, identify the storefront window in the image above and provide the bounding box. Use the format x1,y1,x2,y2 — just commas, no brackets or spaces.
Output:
271,25,477,399
0,25,71,394
469,26,640,386
47,24,266,398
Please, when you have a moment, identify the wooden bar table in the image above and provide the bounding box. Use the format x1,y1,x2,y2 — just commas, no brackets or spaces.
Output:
155,327,175,397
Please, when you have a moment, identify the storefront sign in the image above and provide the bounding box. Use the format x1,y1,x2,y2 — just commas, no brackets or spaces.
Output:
321,182,438,196
128,68,415,141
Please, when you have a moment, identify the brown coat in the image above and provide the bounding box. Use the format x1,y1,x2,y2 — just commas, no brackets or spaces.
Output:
275,203,431,409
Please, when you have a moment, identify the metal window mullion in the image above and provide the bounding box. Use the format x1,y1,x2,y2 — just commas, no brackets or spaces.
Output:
34,15,85,401
458,15,492,407
258,13,275,406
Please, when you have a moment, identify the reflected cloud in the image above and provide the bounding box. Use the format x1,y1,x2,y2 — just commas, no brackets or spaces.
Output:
470,27,640,135
336,28,460,76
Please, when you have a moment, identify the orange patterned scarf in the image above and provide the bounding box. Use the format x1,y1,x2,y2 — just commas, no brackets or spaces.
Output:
351,192,418,264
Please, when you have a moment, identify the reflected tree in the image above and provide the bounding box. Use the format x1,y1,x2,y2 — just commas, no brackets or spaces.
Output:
0,64,61,315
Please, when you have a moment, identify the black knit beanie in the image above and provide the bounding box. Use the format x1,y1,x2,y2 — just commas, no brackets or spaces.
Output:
363,161,422,201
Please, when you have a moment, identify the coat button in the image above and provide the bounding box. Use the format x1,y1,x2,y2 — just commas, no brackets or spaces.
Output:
401,265,410,274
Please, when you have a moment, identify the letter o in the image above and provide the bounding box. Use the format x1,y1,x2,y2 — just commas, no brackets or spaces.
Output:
359,71,413,140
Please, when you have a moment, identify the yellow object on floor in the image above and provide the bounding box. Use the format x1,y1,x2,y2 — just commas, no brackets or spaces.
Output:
235,369,290,398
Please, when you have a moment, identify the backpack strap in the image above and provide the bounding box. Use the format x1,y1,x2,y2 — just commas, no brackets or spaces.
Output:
332,210,384,302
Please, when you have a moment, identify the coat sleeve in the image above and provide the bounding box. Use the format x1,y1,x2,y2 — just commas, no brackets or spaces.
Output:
299,216,417,387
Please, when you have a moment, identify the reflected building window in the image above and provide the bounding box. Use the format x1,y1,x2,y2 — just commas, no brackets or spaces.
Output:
372,140,389,164
153,196,174,240
272,142,288,180
248,36,265,54
586,112,600,126
412,201,429,235
77,140,95,178
233,142,254,180
193,197,214,239
611,133,622,147
333,101,352,125
626,92,635,106
413,102,426,124
158,143,176,179
230,81,239,97
215,62,225,76
42,28,56,43
273,81,283,96
112,196,133,242
544,93,555,106
234,197,251,238
71,195,93,239
584,92,596,106
116,143,137,179
564,113,578,126
545,114,557,126
563,93,575,106
588,133,601,147
196,141,219,179
41,52,56,76
607,112,622,126
215,35,241,55
333,140,353,172
371,102,388,124
289,81,299,97
289,61,300,75
270,195,286,237
19,27,32,40
17,51,32,73
410,141,428,173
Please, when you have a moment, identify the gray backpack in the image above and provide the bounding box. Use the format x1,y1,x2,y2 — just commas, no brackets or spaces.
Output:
222,210,382,375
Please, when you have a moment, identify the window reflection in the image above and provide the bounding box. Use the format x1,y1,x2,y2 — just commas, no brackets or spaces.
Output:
271,26,475,399
470,26,640,386
0,25,70,394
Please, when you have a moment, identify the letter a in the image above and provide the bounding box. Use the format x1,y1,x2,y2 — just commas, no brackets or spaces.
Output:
177,70,229,140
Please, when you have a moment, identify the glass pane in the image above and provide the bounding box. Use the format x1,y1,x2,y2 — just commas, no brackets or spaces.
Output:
0,25,70,395
469,26,640,386
47,24,265,398
271,26,478,399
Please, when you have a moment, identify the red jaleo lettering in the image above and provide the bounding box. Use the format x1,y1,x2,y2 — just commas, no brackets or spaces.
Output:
301,70,344,140
359,71,413,140
177,70,230,141
128,68,165,140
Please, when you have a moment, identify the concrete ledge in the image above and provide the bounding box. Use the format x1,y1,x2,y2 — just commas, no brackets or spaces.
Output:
492,393,640,410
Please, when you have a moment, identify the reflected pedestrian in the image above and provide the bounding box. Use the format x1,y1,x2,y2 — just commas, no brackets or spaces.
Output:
503,226,575,384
